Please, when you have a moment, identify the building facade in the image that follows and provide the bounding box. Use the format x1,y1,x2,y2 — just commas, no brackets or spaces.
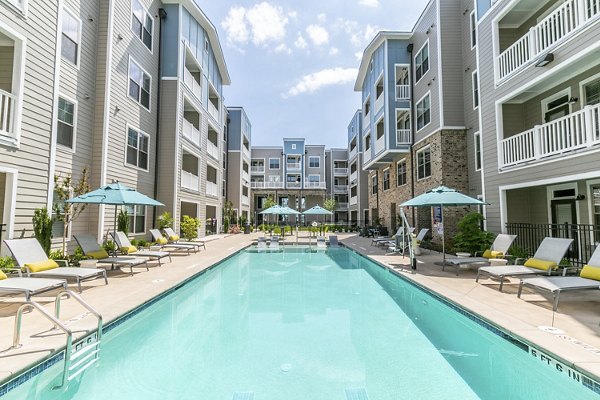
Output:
325,147,349,222
226,107,252,223
347,110,370,226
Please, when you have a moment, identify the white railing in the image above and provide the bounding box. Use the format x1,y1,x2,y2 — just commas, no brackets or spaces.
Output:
349,147,357,160
287,181,301,189
375,136,385,154
251,181,284,189
241,195,250,206
242,170,249,182
207,141,219,160
374,94,384,113
251,165,265,173
303,181,326,189
242,146,251,159
208,101,220,123
0,89,17,138
336,202,349,209
206,181,219,197
334,168,348,175
181,170,200,191
363,111,371,127
396,85,410,100
350,196,358,206
287,162,301,170
183,68,202,100
396,129,411,145
350,171,357,183
497,0,598,81
182,118,200,146
500,103,600,167
364,148,372,163
334,185,348,193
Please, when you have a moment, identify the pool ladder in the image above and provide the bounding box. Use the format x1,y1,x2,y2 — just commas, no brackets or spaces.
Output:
11,290,103,389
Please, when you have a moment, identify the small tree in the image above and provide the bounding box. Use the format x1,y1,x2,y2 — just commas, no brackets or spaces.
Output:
324,197,337,223
452,212,494,255
53,168,91,256
118,210,129,235
32,207,53,255
157,212,173,229
263,195,276,209
180,215,201,240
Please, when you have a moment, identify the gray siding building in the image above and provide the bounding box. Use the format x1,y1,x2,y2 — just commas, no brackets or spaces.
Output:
226,107,252,222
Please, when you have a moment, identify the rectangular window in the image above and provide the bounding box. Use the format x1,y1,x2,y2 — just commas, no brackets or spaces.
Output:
308,175,320,183
57,97,76,149
475,132,482,171
416,94,431,131
383,169,390,191
61,8,80,66
128,58,151,110
126,127,149,170
417,147,431,180
371,174,378,194
125,205,146,234
309,156,320,168
364,134,371,150
415,41,429,82
470,11,477,48
269,158,280,170
131,0,153,51
472,71,479,109
396,160,407,186
51,190,69,239
592,185,600,242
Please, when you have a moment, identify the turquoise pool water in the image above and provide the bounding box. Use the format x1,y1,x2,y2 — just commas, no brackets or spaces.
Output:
2,247,598,399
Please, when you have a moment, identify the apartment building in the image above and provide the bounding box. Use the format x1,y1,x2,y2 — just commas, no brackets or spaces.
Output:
325,148,349,222
226,107,252,222
347,110,371,226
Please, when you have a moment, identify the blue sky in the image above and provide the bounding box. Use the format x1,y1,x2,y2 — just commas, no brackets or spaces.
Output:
196,1,426,148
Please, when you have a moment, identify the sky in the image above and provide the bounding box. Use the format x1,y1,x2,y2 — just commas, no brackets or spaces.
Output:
196,0,426,148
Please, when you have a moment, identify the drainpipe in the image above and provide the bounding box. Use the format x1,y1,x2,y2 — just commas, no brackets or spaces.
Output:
152,8,167,228
407,43,416,226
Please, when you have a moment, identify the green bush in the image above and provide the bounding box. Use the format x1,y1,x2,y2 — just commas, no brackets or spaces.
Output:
32,207,53,255
284,226,292,234
49,249,65,260
70,246,87,264
181,215,201,240
273,227,282,235
0,256,14,273
157,212,173,229
103,240,116,254
451,212,494,255
137,239,149,248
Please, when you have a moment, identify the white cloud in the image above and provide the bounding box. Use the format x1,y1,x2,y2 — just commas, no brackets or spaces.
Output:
275,43,292,54
350,23,379,47
288,11,298,19
284,67,358,98
358,0,380,7
221,7,249,45
221,2,290,48
354,51,363,61
317,13,327,23
294,34,308,49
306,25,329,46
329,47,339,56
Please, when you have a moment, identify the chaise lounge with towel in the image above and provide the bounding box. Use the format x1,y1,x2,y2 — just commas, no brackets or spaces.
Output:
442,234,516,275
4,238,108,292
163,227,206,251
75,234,149,276
476,237,573,291
150,229,196,254
111,231,172,266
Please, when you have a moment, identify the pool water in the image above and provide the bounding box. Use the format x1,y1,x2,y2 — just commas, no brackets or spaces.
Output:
2,248,598,399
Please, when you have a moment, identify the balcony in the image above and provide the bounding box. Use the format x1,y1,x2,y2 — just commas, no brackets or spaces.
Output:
181,170,200,191
243,145,251,159
364,148,372,163
374,136,385,154
207,141,219,160
0,89,17,139
287,181,302,189
350,171,358,183
251,181,284,189
182,118,200,146
334,185,348,193
335,168,349,175
500,103,600,168
287,162,301,170
497,0,600,81
304,181,326,189
183,68,202,100
251,165,265,173
349,147,357,160
242,195,250,206
396,129,411,145
206,181,219,197
242,170,250,183
208,101,219,123
374,94,384,114
396,85,410,100
336,202,349,210
350,196,358,206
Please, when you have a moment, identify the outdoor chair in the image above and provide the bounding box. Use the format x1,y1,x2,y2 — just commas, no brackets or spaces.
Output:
316,236,327,249
329,235,340,248
163,227,206,251
385,227,417,255
150,229,195,254
371,226,402,246
4,238,108,292
269,237,280,249
0,269,67,301
257,237,267,249
476,237,574,291
111,231,171,266
442,234,517,276
75,234,149,276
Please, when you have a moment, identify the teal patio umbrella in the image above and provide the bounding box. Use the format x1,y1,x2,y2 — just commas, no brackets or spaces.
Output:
401,186,488,263
303,205,333,240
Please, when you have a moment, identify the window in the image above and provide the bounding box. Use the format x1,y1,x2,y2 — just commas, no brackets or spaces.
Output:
364,96,371,116
472,71,479,109
397,160,407,186
57,97,76,149
309,156,320,168
126,127,149,170
125,205,146,234
371,174,378,194
131,0,153,51
61,8,80,66
51,190,69,239
269,158,280,170
592,185,600,242
474,132,482,171
308,175,320,183
415,41,429,82
470,11,477,48
364,133,371,150
128,58,151,110
417,147,431,180
416,94,431,131
204,38,209,53
291,144,296,149
583,77,600,105
383,169,390,191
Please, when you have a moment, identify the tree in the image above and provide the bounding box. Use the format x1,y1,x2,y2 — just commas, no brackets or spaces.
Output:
180,215,201,240
53,168,91,256
323,197,337,223
452,212,494,255
263,195,276,209
32,207,53,255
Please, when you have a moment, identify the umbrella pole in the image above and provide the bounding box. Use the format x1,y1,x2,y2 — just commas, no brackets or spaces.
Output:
441,206,446,264
113,205,118,255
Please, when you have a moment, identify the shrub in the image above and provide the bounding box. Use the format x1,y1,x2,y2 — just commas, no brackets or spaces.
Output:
103,240,116,254
49,249,65,260
32,207,53,255
0,256,14,273
157,212,173,229
69,246,87,265
273,227,282,235
137,239,149,248
118,210,129,235
181,215,201,240
452,212,494,255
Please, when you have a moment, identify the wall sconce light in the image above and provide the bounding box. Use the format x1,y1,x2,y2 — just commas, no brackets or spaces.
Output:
576,194,586,201
464,66,471,72
87,15,94,22
568,97,578,104
115,106,121,113
117,33,124,40
535,53,554,67
463,9,469,15
84,94,90,100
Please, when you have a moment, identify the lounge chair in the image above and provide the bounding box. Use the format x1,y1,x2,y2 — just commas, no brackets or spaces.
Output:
329,235,340,248
111,231,171,266
443,234,516,276
0,268,68,300
163,228,206,251
476,237,573,291
74,234,149,276
4,238,108,293
150,229,195,254
257,237,267,249
517,247,600,311
316,236,327,249
386,227,420,255
269,237,280,249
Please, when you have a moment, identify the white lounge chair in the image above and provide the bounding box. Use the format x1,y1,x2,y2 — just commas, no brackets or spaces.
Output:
0,269,68,300
269,237,280,249
476,237,573,291
75,234,149,276
4,238,108,293
518,247,600,311
316,236,327,249
371,227,401,246
163,228,206,251
443,234,516,276
386,227,419,255
329,235,340,248
150,229,195,254
257,237,267,249
111,231,171,266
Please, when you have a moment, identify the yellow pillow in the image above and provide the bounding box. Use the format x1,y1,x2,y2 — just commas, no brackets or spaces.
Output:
88,250,109,260
24,259,59,273
524,258,557,271
0,270,7,280
156,237,168,245
169,234,180,241
580,265,600,281
482,250,503,259
121,246,138,254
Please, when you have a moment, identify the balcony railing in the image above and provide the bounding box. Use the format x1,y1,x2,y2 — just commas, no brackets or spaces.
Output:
396,129,411,145
206,181,219,197
208,101,220,123
0,89,17,138
350,171,358,183
500,103,600,168
497,0,599,81
334,185,348,193
251,165,265,173
241,195,250,206
364,148,372,163
251,181,284,189
334,167,348,175
287,181,301,189
349,147,357,160
304,181,326,189
181,170,200,191
374,94,384,113
207,141,219,160
350,196,358,206
182,118,200,146
375,136,385,154
242,170,249,183
396,85,410,100
287,162,301,170
183,68,202,100
336,202,349,210
242,146,251,159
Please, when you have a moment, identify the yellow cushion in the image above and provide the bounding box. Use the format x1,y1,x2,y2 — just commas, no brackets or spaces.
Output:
87,250,109,260
120,246,138,254
156,237,168,245
524,258,557,271
580,265,600,281
482,250,504,259
0,270,6,280
24,259,59,273
169,234,180,241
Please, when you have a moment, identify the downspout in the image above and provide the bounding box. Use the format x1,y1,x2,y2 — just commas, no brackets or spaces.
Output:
152,8,167,228
407,43,416,225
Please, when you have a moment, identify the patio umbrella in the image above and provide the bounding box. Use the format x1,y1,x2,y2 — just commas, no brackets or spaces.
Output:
401,186,488,263
66,181,164,239
302,205,333,242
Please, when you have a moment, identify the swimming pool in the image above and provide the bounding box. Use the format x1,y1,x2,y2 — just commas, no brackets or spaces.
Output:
1,247,599,399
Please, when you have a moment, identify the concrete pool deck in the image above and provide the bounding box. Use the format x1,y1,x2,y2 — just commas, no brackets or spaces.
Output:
1,232,600,390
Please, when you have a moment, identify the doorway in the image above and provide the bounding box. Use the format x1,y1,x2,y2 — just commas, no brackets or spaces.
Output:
551,199,578,256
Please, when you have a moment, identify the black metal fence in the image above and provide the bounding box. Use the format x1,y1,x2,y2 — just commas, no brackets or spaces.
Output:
505,222,600,268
